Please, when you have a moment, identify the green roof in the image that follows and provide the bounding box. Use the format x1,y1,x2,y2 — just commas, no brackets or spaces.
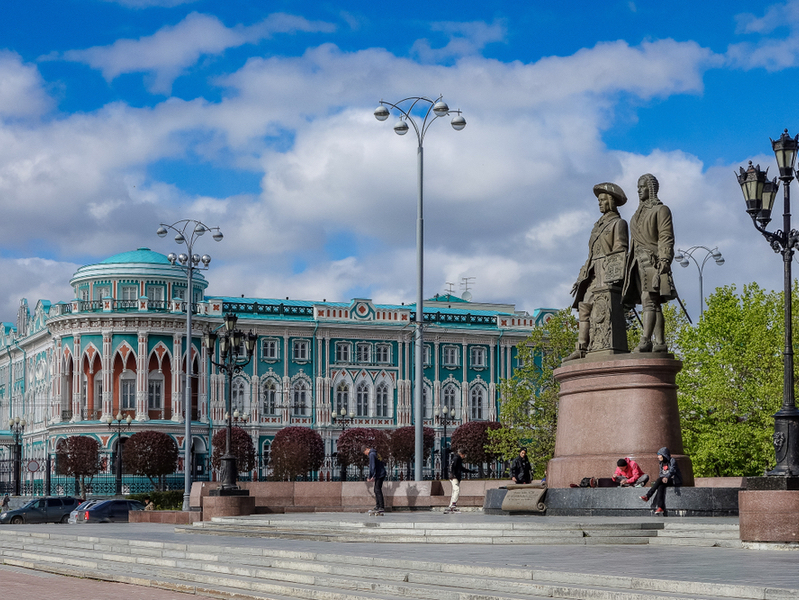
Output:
99,248,171,265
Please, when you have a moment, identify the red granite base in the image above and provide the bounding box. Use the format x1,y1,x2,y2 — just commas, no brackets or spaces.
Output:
202,494,256,521
548,355,693,489
739,490,799,542
129,510,202,524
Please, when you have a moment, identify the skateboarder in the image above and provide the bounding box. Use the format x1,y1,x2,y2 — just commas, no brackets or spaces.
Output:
447,448,477,512
363,445,386,514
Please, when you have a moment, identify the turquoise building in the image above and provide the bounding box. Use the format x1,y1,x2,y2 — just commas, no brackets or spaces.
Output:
0,248,555,492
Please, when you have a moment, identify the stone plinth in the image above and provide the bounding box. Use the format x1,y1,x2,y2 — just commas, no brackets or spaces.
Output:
202,494,255,521
548,355,693,489
740,476,799,542
501,483,547,513
129,510,202,524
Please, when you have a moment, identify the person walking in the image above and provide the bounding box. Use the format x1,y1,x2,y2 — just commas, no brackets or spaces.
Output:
363,445,387,514
510,448,533,484
447,448,477,512
1,494,9,512
640,447,682,515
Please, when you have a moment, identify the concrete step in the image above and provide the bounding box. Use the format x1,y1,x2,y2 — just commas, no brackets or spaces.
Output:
648,537,743,549
0,528,791,600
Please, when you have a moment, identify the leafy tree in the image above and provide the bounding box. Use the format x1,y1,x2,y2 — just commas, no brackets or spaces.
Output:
336,427,390,468
269,426,324,481
56,435,101,498
123,431,179,491
211,426,255,473
389,426,434,479
450,420,503,477
670,283,786,476
487,308,576,478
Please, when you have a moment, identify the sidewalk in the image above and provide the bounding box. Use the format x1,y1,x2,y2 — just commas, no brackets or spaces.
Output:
3,513,798,593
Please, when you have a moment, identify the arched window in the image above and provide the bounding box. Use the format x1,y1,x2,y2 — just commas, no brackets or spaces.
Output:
375,383,390,417
261,379,277,415
148,371,164,411
120,371,135,411
356,382,369,417
232,377,248,414
423,386,432,419
292,380,310,416
443,383,459,419
470,386,485,421
335,383,349,416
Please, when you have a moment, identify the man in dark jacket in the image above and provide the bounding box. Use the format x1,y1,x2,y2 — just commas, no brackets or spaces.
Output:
448,448,477,512
363,445,387,514
640,447,682,515
510,448,533,484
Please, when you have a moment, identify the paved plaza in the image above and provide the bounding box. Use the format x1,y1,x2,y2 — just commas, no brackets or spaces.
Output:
0,513,797,599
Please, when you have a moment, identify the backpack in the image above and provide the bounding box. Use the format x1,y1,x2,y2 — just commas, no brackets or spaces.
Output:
579,477,597,488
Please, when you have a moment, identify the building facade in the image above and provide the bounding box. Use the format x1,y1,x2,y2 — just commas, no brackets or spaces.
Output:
0,247,555,493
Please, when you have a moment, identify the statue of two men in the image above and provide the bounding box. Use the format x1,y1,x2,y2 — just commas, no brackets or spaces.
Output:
566,173,677,361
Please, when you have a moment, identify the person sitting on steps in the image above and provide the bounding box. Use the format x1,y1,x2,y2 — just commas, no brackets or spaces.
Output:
640,447,682,515
612,457,649,487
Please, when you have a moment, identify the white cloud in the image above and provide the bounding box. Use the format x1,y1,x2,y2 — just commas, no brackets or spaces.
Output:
0,257,80,322
0,52,52,118
728,1,799,70
411,19,507,63
58,12,335,94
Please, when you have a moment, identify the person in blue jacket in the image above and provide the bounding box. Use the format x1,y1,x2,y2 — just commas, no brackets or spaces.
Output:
640,447,682,515
363,445,387,513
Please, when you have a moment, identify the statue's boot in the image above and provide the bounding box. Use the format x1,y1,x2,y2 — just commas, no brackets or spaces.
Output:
652,310,668,352
634,309,654,352
564,319,589,361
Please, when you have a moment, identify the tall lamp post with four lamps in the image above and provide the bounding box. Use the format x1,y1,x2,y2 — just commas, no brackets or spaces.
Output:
374,95,466,481
8,417,25,496
106,412,133,495
737,129,799,476
157,219,223,510
673,246,725,319
332,408,356,481
434,406,454,480
203,314,257,492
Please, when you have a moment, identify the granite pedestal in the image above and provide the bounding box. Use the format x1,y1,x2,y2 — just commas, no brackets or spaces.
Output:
548,354,693,489
739,476,799,542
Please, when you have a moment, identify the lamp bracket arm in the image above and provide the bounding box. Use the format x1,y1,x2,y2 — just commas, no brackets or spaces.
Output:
751,217,786,252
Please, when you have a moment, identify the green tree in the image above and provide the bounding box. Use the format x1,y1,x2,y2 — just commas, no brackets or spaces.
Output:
671,283,785,476
488,308,576,478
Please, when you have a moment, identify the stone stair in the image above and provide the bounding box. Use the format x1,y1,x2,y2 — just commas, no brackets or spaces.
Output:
0,528,789,600
648,522,742,548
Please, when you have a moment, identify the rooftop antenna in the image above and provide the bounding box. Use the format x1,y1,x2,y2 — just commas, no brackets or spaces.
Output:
460,276,475,301
445,282,455,296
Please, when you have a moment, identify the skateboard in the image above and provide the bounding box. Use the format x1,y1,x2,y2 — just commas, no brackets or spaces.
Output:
443,507,460,514
367,509,385,516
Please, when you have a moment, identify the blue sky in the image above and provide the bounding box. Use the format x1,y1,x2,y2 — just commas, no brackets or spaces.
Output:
1,0,797,322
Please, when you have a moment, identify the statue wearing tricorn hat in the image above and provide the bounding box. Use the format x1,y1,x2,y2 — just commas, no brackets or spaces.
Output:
565,182,630,360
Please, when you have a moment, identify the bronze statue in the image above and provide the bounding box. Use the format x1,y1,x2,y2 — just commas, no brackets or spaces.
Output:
622,173,677,352
565,182,629,361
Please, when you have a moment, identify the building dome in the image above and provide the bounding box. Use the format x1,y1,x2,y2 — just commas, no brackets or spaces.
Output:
99,247,173,266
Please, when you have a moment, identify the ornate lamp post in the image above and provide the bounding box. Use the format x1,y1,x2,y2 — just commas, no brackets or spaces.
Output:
105,412,133,495
332,407,355,481
8,417,25,496
673,246,725,319
374,95,466,481
203,313,257,492
157,219,222,510
737,129,799,476
434,405,453,480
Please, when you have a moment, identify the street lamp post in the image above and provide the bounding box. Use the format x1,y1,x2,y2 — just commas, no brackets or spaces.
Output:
332,408,355,481
737,129,799,476
203,313,257,492
434,406,453,480
105,412,133,495
157,219,223,511
673,246,725,319
374,95,466,481
8,417,25,496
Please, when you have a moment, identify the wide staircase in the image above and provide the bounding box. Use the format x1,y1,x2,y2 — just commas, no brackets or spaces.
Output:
179,514,743,547
0,526,786,600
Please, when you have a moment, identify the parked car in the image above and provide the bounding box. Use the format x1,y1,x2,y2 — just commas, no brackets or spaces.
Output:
67,499,104,525
0,496,80,524
71,499,145,523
